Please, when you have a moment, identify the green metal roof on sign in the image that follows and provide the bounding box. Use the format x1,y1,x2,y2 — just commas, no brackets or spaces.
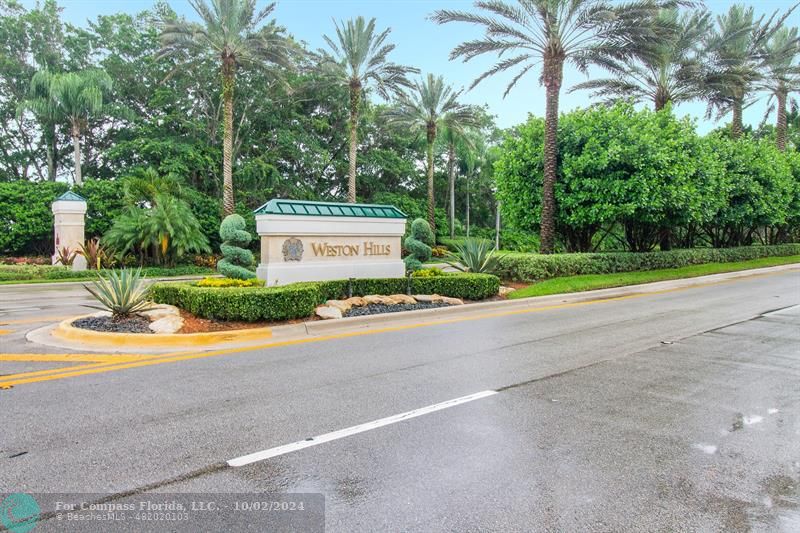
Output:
254,199,407,219
55,191,87,202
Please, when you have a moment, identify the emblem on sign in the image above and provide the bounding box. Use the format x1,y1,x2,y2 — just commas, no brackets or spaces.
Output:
282,237,304,261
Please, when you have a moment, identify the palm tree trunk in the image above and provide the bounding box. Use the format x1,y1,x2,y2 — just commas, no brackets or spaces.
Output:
465,173,470,238
447,142,456,239
348,80,361,203
540,57,563,255
426,122,436,234
731,97,743,139
71,122,82,186
222,57,236,216
776,87,787,151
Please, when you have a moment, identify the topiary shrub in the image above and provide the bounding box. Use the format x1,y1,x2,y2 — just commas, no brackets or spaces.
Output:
217,214,256,280
403,218,434,271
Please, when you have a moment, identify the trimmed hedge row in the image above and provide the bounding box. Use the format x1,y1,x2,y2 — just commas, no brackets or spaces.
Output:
0,264,213,282
150,273,501,322
149,282,321,322
495,244,800,282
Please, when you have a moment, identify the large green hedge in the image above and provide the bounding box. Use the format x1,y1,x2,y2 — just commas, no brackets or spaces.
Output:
496,244,800,282
0,264,212,282
150,273,501,322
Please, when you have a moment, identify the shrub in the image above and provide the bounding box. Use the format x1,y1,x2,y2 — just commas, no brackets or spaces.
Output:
0,264,213,282
495,244,800,282
217,214,256,280
0,180,67,255
196,277,264,288
403,218,434,271
150,282,320,322
411,267,446,277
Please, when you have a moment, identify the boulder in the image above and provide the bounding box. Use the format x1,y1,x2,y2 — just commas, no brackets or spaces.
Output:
326,299,352,313
364,295,396,305
440,296,464,306
414,294,443,303
344,296,367,307
315,305,343,320
139,304,181,321
499,286,516,297
388,294,416,305
90,311,112,318
148,315,185,334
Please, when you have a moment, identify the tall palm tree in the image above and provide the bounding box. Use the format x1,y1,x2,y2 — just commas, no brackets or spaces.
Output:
18,70,63,181
759,26,800,151
441,108,481,239
703,4,795,139
432,0,664,254
20,70,113,185
319,17,417,203
571,8,711,111
385,74,479,231
159,0,293,215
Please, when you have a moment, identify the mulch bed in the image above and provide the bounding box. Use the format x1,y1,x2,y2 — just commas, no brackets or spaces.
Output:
72,315,153,334
344,302,451,317
177,309,276,334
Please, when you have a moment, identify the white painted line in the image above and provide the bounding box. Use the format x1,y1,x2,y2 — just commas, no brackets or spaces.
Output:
227,390,499,467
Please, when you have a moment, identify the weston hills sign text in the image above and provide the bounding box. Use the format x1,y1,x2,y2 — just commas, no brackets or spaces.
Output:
310,241,391,257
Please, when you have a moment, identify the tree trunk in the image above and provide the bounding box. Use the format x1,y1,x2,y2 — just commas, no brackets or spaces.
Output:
731,97,743,139
426,122,437,234
465,173,470,238
71,122,82,186
540,56,563,255
495,200,500,251
222,57,236,216
447,142,456,239
47,122,57,181
348,80,361,202
776,87,787,152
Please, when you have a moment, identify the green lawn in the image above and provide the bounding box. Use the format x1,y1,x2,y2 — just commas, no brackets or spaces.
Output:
508,255,800,299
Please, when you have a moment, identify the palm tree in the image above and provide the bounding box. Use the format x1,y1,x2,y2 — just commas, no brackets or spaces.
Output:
385,74,480,232
18,70,62,181
571,8,711,111
440,108,481,239
759,26,800,151
703,4,795,139
432,0,664,254
19,70,113,185
159,0,293,215
319,17,417,203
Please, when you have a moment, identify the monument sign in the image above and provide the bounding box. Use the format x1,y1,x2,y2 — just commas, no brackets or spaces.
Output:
51,191,87,271
254,199,407,285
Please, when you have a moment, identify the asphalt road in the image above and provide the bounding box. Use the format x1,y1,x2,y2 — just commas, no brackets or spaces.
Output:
1,269,799,531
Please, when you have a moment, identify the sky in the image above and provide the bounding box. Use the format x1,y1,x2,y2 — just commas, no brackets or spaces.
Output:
21,0,800,133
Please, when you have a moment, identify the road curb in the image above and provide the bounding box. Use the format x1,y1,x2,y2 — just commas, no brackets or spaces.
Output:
51,315,273,348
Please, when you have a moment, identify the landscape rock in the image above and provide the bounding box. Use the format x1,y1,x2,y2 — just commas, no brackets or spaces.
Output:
139,304,181,321
413,294,443,303
326,299,352,313
440,296,464,305
344,296,367,307
364,295,396,305
388,294,416,305
148,315,185,334
499,286,516,297
90,311,112,318
315,305,343,320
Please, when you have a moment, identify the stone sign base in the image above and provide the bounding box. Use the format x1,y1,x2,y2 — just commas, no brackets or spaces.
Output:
257,259,405,286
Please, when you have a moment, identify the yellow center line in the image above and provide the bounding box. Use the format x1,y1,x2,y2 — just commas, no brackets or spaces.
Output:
0,354,149,363
0,315,74,326
0,268,795,389
0,329,11,335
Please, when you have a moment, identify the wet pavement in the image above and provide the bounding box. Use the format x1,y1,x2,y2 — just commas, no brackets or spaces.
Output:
1,268,799,531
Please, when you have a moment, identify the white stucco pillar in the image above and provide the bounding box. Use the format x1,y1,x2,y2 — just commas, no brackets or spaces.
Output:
52,191,87,271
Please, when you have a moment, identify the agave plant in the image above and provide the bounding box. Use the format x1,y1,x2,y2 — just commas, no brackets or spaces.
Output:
83,268,153,320
444,238,503,274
